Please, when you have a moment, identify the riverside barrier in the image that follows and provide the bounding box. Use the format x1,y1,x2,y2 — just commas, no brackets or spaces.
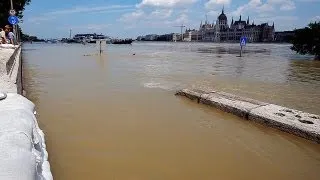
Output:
0,45,53,179
175,89,320,143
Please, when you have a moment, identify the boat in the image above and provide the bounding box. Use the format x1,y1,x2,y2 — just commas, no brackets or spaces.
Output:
111,39,133,44
72,33,109,44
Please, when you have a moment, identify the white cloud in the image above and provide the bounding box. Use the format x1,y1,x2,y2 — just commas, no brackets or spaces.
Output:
119,8,174,23
267,0,296,10
27,5,134,24
205,0,231,9
119,10,145,23
137,0,197,8
256,15,298,22
27,16,56,23
47,5,133,15
150,9,173,19
174,13,189,24
86,24,111,31
257,3,274,12
208,10,220,16
230,0,295,17
60,24,111,32
297,0,320,2
89,8,136,15
310,16,320,22
279,1,296,10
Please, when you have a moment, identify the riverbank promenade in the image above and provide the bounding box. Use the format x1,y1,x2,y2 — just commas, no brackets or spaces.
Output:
0,44,52,180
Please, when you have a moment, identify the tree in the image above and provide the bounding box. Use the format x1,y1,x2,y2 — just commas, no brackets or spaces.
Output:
291,21,320,60
0,0,31,27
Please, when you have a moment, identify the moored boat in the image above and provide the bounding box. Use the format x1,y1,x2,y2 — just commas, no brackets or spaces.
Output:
111,39,133,44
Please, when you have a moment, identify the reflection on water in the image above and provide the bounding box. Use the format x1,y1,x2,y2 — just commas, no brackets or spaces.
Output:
287,60,320,84
22,42,320,180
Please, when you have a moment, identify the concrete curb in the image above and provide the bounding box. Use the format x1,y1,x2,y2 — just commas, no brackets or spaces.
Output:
175,89,320,143
0,45,22,93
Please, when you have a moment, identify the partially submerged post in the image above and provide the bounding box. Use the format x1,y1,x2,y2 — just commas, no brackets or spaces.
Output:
96,40,106,55
240,36,247,57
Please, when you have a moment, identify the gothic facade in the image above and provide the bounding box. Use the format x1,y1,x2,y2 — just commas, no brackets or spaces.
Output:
184,9,275,42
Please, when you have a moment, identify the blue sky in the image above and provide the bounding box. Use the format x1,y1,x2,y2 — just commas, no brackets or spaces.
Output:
21,0,320,38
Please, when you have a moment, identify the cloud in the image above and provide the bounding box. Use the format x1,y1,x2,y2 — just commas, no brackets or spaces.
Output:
310,16,320,22
256,15,298,22
150,9,173,19
230,0,295,17
88,8,136,15
86,24,111,31
27,16,56,23
173,13,189,24
279,1,296,10
205,0,231,9
119,8,175,23
296,0,320,2
118,8,190,31
119,10,145,23
208,10,220,16
26,4,135,24
59,24,111,32
47,5,133,15
137,0,197,8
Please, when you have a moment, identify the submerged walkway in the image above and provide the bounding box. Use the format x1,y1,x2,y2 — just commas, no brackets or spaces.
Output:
176,89,320,143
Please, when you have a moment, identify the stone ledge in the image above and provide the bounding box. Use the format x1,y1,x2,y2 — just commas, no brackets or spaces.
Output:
175,89,320,143
0,46,21,93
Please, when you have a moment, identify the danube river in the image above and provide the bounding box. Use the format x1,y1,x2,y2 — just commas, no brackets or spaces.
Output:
22,42,320,179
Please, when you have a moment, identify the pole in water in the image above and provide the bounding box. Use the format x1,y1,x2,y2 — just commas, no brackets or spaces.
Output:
239,36,247,57
99,41,102,54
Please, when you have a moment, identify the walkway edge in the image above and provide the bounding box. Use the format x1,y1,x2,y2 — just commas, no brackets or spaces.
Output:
175,89,320,143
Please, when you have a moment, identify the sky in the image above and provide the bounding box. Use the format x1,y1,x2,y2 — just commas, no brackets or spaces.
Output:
20,0,320,38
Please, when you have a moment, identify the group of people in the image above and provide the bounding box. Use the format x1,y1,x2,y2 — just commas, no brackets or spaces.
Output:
0,25,16,45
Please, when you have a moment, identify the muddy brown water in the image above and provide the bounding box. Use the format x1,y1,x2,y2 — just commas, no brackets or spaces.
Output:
22,42,320,179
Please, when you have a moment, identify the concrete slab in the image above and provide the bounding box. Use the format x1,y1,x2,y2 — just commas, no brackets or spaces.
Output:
201,92,267,118
249,104,320,143
176,88,320,143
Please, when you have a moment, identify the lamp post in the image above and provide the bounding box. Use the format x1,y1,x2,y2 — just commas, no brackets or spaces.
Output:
9,0,19,43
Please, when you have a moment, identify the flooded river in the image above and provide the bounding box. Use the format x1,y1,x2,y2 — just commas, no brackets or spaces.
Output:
22,42,320,179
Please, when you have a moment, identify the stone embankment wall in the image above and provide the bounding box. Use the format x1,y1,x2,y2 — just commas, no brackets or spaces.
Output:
0,45,53,179
176,89,320,143
0,45,22,93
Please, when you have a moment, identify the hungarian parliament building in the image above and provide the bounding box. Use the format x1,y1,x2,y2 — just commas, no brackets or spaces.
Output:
178,9,275,42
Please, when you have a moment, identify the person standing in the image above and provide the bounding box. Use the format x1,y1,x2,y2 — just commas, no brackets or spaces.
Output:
0,28,7,44
4,25,16,45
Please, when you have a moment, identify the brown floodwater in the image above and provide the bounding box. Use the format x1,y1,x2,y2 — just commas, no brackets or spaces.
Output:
22,42,320,180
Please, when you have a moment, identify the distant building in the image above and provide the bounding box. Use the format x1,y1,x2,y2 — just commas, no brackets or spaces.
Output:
136,34,173,41
172,33,182,42
137,9,276,43
158,34,174,41
274,31,294,42
183,29,201,41
144,34,159,41
186,8,275,42
136,36,144,41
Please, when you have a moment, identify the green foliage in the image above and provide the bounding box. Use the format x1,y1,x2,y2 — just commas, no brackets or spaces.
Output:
0,0,31,27
291,21,320,59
